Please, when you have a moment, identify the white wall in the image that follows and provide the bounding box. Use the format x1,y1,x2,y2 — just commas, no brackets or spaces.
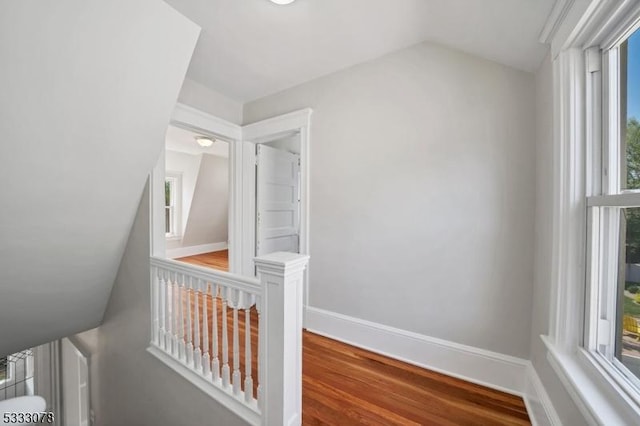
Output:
0,0,199,356
178,78,243,125
165,151,229,251
75,184,246,426
182,154,229,247
165,150,202,245
529,53,586,424
244,41,536,359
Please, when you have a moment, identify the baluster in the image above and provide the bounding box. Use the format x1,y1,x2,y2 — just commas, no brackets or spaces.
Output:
256,296,262,409
186,276,194,366
212,285,220,382
244,298,253,403
165,270,173,351
172,272,179,357
221,287,230,388
232,289,241,396
155,268,164,348
151,266,157,344
177,273,185,360
194,279,202,373
202,282,211,378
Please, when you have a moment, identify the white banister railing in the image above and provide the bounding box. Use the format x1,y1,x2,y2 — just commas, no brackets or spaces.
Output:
148,252,309,426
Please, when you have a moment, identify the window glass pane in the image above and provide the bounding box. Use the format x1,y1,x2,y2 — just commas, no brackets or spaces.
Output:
165,180,171,206
0,356,6,381
623,29,640,190
616,207,640,382
165,207,171,234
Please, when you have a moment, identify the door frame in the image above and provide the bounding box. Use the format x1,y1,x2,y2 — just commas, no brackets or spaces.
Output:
33,341,62,425
242,109,312,307
150,103,243,274
150,105,312,309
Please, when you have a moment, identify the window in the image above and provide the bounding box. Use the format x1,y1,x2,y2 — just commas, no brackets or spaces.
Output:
0,356,7,383
542,2,640,424
586,21,640,403
164,173,181,238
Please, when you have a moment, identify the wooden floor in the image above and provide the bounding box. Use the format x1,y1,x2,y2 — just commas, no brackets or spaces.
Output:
177,250,229,272
176,251,530,425
303,333,529,425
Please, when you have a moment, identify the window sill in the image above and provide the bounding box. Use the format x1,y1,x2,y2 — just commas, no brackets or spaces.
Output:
165,235,181,242
542,335,640,425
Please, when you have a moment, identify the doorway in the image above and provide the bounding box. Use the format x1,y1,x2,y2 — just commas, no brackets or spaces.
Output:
256,134,302,257
151,103,244,273
163,124,231,272
150,104,311,300
241,108,312,309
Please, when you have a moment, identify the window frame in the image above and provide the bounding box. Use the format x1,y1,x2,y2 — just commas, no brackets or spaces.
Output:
585,33,640,407
543,1,640,424
164,172,182,240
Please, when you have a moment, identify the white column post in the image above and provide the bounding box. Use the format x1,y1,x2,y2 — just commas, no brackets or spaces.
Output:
254,252,309,426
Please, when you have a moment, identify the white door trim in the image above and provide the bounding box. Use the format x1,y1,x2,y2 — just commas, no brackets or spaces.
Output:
60,337,91,426
241,108,312,309
151,105,312,297
171,103,242,141
33,341,62,426
151,103,242,273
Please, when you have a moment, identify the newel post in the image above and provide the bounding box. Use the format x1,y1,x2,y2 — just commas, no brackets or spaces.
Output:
254,252,309,426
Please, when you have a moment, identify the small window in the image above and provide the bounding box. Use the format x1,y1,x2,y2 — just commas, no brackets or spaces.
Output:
164,173,181,238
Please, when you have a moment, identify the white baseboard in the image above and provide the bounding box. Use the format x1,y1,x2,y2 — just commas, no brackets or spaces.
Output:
305,306,529,397
166,242,228,259
523,363,562,426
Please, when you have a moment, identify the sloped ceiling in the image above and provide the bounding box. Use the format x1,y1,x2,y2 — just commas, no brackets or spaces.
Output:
0,0,199,356
165,0,556,102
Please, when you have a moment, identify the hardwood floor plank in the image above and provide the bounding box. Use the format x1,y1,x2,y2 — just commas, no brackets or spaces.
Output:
303,337,528,423
176,251,531,425
176,250,229,272
302,377,426,426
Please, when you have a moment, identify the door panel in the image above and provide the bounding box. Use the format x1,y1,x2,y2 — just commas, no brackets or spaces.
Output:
256,144,300,256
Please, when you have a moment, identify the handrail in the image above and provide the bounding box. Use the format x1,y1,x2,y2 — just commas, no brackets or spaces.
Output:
150,256,261,294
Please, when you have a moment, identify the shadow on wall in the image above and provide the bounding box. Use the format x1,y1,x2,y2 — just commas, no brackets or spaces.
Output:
164,141,230,253
182,153,229,247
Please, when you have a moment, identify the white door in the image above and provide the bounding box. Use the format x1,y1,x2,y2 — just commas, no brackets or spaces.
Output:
256,144,300,256
61,338,89,426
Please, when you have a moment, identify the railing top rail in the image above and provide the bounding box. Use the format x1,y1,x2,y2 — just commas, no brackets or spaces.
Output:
150,256,261,295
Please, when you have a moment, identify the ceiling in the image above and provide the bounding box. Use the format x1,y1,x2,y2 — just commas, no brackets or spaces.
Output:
164,0,556,102
166,124,229,157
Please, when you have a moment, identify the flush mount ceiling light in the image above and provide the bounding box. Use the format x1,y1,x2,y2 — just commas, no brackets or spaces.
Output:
270,0,296,4
195,136,215,147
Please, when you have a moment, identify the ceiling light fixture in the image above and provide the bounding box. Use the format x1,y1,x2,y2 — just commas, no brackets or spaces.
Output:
195,136,215,147
270,0,296,5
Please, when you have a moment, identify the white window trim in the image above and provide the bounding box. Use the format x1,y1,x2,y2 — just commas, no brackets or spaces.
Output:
164,171,182,240
543,0,640,424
